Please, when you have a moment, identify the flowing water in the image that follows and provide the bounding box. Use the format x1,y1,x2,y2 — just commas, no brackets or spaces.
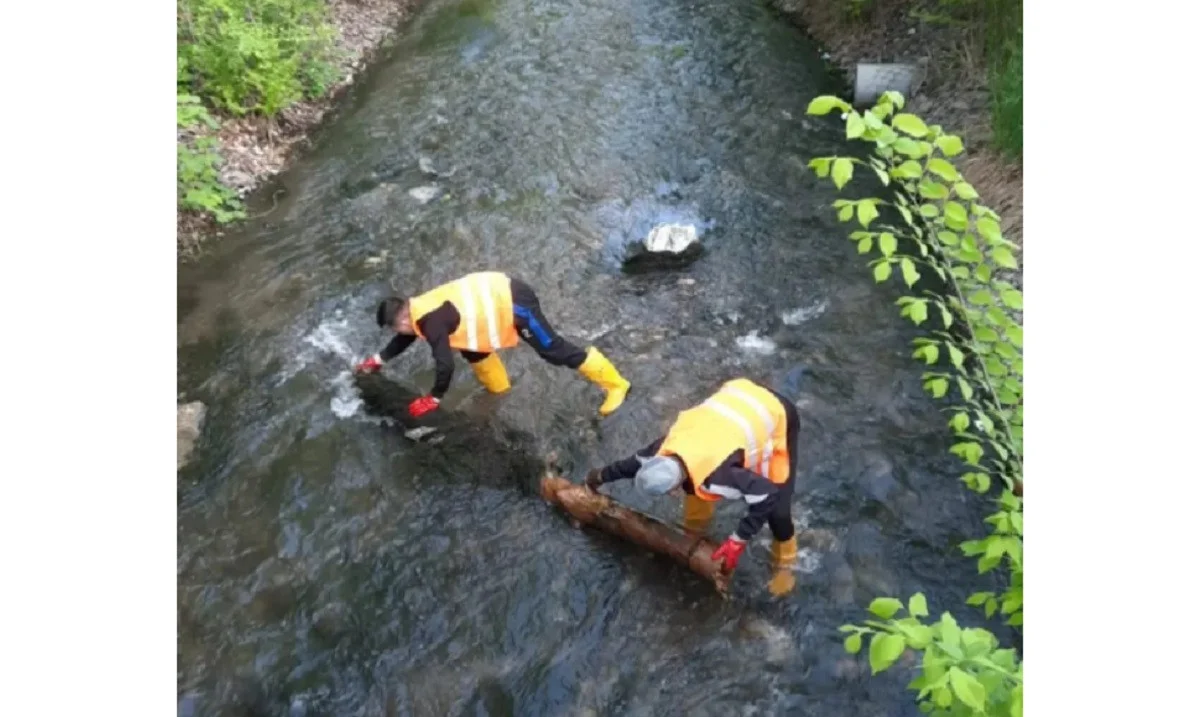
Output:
177,0,1011,714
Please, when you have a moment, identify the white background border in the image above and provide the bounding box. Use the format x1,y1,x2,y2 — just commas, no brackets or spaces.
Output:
2,1,1198,714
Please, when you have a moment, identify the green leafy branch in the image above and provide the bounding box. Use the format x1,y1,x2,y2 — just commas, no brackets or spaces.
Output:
805,92,1023,717
806,90,1022,590
841,594,1023,717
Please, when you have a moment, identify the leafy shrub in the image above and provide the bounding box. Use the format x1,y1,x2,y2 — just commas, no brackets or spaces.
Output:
842,594,1022,717
178,0,338,117
177,93,245,223
806,91,1022,716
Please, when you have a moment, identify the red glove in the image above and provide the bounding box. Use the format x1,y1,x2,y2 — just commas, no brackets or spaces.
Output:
711,535,747,573
355,354,383,373
408,395,440,418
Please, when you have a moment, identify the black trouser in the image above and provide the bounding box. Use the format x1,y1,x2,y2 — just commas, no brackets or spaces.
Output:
459,277,589,369
765,387,801,542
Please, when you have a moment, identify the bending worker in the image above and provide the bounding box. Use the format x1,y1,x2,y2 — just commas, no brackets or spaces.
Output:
355,271,630,418
585,377,800,595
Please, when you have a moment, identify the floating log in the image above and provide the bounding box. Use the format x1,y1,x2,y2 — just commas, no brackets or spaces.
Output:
539,474,732,596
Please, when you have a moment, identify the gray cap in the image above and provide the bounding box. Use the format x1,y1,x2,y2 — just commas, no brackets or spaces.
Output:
634,455,685,495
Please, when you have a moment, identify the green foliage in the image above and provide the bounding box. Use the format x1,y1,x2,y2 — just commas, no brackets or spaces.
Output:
842,0,877,21
840,597,1022,717
177,93,245,223
808,93,1022,717
178,0,338,117
982,0,1022,157
177,0,339,225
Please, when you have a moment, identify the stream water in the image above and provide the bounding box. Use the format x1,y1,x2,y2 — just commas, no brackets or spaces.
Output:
177,0,1009,714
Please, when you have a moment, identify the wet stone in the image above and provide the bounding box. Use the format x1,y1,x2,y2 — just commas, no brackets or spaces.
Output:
859,452,899,504
796,527,838,552
418,155,454,178
247,563,299,623
408,185,441,204
311,602,350,643
621,222,705,274
828,559,857,606
833,658,863,680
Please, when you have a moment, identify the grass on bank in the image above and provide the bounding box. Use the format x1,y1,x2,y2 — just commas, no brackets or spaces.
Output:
177,0,340,224
981,0,1021,158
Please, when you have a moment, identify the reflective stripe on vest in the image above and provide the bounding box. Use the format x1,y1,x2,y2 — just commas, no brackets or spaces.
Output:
410,272,519,353
657,378,791,500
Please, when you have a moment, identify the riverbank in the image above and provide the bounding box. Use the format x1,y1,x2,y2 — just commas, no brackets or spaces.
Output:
177,0,422,256
772,0,1023,276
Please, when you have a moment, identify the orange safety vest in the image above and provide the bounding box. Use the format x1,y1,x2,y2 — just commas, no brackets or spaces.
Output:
409,272,520,353
657,378,792,501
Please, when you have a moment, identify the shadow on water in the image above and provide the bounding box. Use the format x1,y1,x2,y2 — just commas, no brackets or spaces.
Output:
177,0,1014,714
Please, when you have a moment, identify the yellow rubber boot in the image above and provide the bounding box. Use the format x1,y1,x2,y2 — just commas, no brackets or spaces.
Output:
767,536,799,596
471,353,511,394
682,494,716,533
577,347,630,416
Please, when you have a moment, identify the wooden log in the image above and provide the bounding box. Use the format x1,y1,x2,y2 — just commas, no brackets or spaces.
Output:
539,473,732,596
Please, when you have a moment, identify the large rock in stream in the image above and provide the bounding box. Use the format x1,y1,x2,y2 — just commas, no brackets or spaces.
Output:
621,222,705,273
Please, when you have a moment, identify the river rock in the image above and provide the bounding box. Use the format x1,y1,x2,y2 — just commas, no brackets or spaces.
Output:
247,562,299,622
177,401,207,471
647,222,696,252
740,617,795,663
621,222,705,273
418,155,454,178
311,602,350,643
408,185,441,204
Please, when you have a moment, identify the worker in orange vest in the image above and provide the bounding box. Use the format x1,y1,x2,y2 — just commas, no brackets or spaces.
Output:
355,272,630,418
585,377,800,595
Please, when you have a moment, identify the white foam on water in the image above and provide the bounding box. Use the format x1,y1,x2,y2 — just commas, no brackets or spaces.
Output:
794,547,823,574
781,300,828,325
756,509,825,573
303,318,358,362
735,330,777,355
329,371,364,419
280,318,368,419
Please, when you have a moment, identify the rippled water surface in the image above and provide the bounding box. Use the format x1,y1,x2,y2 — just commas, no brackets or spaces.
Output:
177,0,1008,714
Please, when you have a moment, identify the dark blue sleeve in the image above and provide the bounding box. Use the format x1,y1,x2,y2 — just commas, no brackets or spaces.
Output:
600,437,666,484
